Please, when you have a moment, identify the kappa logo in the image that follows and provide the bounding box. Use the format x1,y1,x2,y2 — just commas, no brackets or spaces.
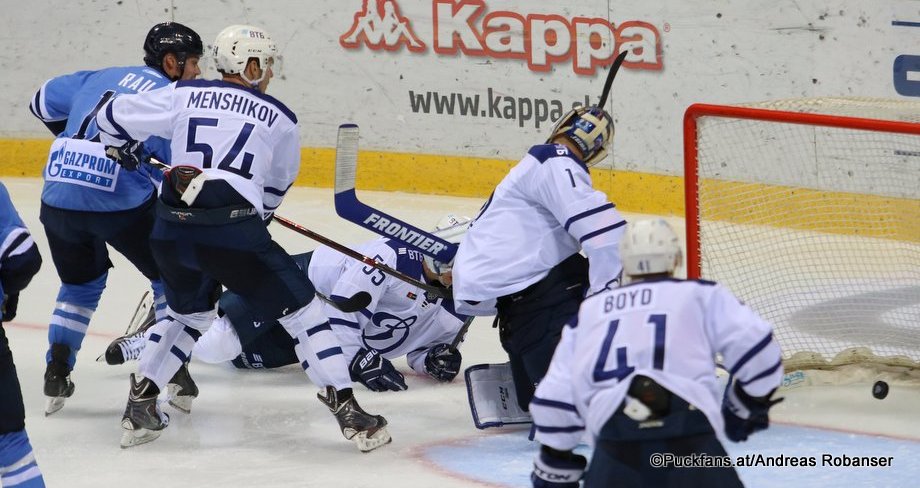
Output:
340,0,662,76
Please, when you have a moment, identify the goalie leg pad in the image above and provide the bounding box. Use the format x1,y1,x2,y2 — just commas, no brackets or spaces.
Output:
464,362,532,429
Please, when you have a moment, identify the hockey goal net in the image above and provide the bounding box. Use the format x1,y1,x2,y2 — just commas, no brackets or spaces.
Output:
684,98,920,374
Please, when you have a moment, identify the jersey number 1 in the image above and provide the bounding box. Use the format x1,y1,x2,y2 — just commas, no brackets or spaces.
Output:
187,117,255,179
593,314,667,382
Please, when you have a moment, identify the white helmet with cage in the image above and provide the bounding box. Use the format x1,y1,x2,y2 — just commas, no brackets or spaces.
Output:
620,219,683,277
423,214,472,278
212,25,278,86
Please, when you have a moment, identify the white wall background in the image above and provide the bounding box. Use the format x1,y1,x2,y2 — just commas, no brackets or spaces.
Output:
3,0,920,175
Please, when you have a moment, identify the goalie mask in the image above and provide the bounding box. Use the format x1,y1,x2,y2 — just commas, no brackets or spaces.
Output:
620,219,683,277
212,24,278,87
547,105,614,167
423,214,472,279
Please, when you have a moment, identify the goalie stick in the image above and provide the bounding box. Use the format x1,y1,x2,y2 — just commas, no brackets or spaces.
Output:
333,124,458,264
598,49,629,109
142,158,386,313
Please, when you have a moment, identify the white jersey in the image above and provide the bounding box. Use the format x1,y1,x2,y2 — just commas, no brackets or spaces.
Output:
531,278,783,450
452,144,626,306
308,239,468,372
97,79,300,218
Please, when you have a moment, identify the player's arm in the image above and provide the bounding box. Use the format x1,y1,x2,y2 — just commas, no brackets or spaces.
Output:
0,185,42,322
706,285,784,442
529,321,587,487
262,124,301,220
29,70,97,136
536,157,626,294
96,84,177,147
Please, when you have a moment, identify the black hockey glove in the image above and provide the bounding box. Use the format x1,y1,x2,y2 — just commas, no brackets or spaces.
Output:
722,382,783,442
423,343,462,382
349,348,407,392
1,292,18,322
531,445,587,488
105,141,147,171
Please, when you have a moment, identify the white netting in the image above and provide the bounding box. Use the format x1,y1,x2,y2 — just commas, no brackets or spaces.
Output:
690,97,920,372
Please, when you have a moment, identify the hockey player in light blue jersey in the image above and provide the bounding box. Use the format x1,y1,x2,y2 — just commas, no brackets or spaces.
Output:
0,182,46,488
96,24,391,452
29,22,203,416
453,105,626,413
529,220,784,488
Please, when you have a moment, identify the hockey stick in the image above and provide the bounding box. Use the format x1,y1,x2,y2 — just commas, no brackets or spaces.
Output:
143,158,442,307
333,124,458,264
450,315,475,349
597,49,629,108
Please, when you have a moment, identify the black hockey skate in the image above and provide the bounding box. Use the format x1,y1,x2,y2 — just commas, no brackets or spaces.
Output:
98,291,156,365
120,373,170,448
166,362,198,414
317,386,391,452
44,343,75,416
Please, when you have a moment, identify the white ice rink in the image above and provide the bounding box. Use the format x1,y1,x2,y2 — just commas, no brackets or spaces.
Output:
3,177,919,487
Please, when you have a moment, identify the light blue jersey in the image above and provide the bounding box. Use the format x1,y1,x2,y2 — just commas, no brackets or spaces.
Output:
30,66,172,212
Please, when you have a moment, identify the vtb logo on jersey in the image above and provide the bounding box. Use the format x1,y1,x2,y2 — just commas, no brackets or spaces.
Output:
340,0,663,76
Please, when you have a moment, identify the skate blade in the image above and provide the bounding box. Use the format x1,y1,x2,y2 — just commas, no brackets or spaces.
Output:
120,417,167,448
166,385,195,414
351,427,392,453
45,396,67,416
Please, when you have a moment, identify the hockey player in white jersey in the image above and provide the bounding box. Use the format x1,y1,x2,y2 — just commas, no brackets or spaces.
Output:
452,105,626,412
104,217,472,393
529,220,784,488
96,25,390,452
29,22,203,416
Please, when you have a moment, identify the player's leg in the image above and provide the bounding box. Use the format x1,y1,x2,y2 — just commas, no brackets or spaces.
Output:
199,232,390,452
38,204,112,415
0,327,45,487
104,195,168,325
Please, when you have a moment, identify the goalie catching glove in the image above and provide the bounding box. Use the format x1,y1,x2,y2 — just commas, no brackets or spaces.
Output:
531,445,587,488
349,348,407,392
105,141,147,171
722,381,783,442
424,343,462,382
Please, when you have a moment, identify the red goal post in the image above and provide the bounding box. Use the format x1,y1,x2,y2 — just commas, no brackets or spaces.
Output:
683,99,920,372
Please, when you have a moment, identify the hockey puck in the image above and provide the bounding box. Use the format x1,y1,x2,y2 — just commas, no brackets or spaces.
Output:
872,380,889,400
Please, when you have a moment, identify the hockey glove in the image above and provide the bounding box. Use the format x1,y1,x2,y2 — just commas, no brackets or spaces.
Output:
105,141,147,171
349,348,407,392
423,343,462,382
722,381,783,442
1,292,17,322
531,445,587,488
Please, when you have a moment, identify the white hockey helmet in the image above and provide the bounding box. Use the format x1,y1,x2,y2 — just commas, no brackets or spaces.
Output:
212,25,278,85
620,219,683,277
548,105,614,167
423,214,472,277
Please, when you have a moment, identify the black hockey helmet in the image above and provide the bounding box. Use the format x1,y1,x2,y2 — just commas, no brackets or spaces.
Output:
143,22,204,79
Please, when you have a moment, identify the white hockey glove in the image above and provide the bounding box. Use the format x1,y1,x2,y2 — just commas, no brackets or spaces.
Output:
531,445,587,488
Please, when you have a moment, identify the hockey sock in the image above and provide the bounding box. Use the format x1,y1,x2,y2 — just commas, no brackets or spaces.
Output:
0,430,45,488
47,273,107,369
278,301,352,390
137,308,212,390
192,316,243,364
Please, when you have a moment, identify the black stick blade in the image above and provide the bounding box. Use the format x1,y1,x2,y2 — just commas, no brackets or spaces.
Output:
598,50,629,108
